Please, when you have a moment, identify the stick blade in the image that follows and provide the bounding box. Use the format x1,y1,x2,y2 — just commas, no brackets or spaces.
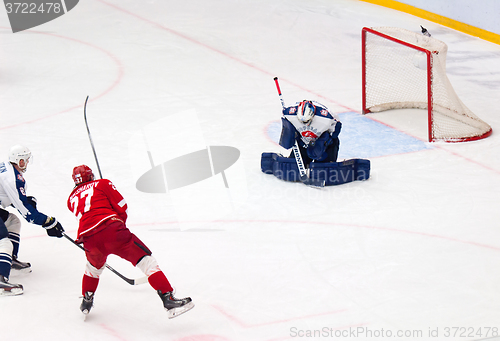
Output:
133,276,149,285
301,175,325,188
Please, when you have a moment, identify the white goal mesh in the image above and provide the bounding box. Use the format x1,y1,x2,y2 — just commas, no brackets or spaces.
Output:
362,27,492,142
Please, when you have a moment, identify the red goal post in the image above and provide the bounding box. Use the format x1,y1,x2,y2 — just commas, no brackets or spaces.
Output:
362,27,492,142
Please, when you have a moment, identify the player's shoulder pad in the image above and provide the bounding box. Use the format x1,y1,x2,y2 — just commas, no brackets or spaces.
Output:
314,107,333,120
283,105,298,116
309,101,335,120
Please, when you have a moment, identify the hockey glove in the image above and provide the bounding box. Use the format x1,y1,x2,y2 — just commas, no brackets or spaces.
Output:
43,217,65,238
307,131,333,160
279,117,298,149
330,121,342,139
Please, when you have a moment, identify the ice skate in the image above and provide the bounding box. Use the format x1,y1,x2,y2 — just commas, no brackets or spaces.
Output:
158,290,194,319
11,256,32,274
0,275,23,296
80,291,94,318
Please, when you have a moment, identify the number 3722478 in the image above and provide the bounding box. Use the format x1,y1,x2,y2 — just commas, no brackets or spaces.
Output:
443,327,498,338
5,2,63,14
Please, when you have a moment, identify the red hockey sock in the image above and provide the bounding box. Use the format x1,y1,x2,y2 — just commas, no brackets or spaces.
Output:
82,274,99,295
148,271,173,294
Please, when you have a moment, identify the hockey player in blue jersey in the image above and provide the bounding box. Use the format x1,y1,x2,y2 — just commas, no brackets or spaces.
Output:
0,145,65,296
281,100,342,165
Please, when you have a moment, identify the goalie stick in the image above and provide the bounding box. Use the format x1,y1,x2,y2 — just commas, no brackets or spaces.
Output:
63,233,148,286
273,77,325,188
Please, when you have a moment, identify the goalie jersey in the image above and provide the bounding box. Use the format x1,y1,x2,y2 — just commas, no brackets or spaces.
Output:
282,101,341,147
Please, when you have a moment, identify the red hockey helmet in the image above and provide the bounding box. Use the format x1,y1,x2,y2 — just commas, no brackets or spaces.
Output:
72,165,94,185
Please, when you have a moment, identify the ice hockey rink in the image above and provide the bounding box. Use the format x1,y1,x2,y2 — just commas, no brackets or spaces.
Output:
1,0,500,340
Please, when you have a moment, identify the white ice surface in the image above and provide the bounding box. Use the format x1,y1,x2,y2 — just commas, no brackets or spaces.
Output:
1,1,500,340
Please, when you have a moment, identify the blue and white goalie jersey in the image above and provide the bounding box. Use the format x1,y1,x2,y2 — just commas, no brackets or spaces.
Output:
282,101,341,147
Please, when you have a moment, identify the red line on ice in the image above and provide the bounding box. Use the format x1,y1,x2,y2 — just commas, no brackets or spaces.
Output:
212,304,348,328
0,27,123,131
97,0,355,113
131,219,500,253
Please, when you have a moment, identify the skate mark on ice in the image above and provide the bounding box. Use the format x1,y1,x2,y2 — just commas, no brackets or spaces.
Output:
132,219,500,253
0,27,124,131
96,0,353,112
212,304,349,328
173,335,230,341
98,323,131,341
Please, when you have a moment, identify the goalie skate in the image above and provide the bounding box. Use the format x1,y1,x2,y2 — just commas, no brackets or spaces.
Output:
157,290,194,319
11,256,32,274
0,275,23,296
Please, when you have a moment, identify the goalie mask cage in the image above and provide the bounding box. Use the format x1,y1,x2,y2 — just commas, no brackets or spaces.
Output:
362,27,492,142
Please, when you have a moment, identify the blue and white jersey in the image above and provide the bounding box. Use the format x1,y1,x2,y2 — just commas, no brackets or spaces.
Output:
283,101,341,146
0,161,48,225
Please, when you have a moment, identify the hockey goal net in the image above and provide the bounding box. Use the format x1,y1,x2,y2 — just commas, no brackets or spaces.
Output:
362,27,492,142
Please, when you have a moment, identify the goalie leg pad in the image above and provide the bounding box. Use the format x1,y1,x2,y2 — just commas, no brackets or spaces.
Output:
310,159,371,186
354,159,371,181
261,152,276,174
273,155,300,182
260,153,301,182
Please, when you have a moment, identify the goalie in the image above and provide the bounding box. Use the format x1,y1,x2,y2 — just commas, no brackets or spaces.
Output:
261,99,370,186
280,100,341,165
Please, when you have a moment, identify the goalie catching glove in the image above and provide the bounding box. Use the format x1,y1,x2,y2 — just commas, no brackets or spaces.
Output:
42,217,65,238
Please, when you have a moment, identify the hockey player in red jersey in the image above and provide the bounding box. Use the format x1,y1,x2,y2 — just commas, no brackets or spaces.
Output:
67,165,193,318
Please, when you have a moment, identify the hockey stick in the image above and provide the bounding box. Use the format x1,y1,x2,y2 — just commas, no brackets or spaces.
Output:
83,96,103,179
273,77,325,188
63,233,148,286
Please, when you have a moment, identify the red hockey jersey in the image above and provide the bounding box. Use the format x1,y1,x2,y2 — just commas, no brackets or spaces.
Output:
67,179,128,240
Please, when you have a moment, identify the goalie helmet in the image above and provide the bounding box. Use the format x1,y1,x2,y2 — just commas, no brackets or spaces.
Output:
297,100,316,125
72,165,94,185
9,145,31,172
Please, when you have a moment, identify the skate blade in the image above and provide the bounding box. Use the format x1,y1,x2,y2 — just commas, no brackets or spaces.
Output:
0,287,24,296
11,267,32,275
167,302,194,319
81,310,90,321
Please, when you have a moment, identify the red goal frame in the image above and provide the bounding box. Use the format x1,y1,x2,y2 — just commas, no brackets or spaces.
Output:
362,27,492,142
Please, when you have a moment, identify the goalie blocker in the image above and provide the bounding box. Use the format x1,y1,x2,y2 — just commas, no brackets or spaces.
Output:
261,153,370,186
